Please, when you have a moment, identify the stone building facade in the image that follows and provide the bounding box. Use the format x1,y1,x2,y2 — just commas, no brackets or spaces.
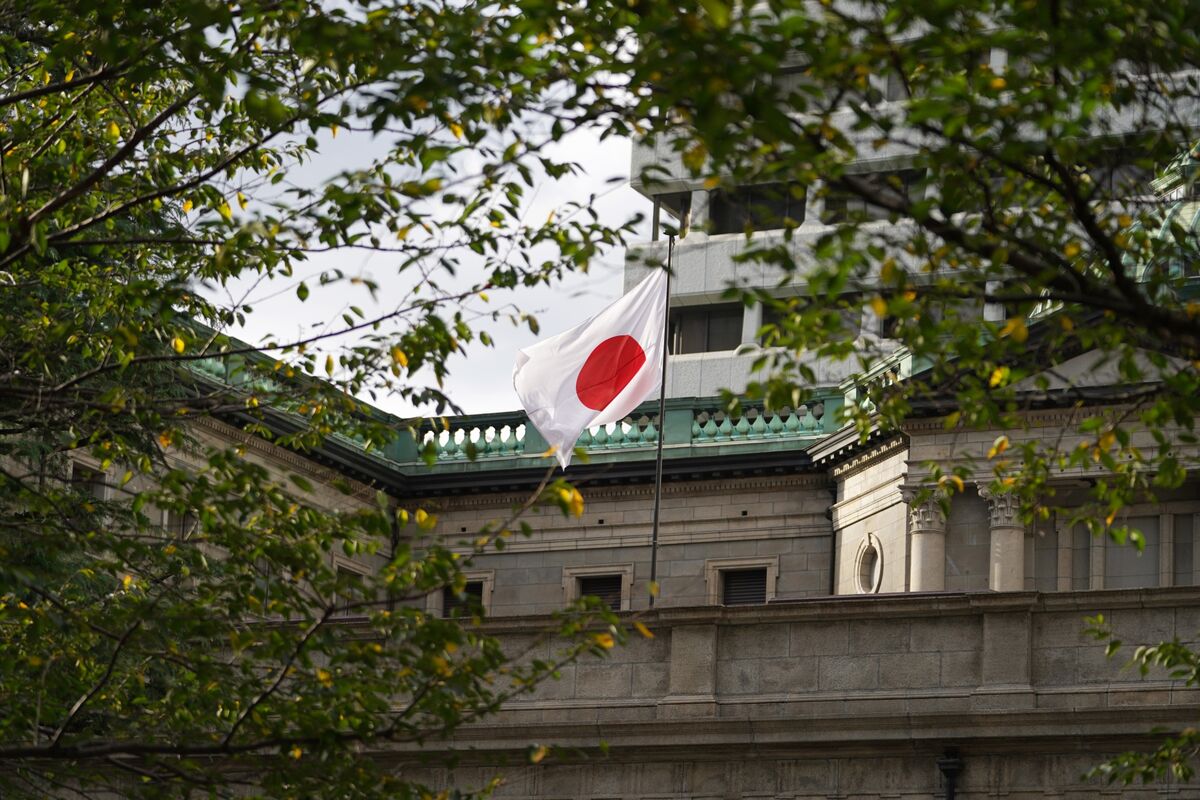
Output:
59,123,1192,799
328,131,1200,796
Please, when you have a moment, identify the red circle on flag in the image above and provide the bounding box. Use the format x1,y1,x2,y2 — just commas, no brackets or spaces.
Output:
575,335,647,411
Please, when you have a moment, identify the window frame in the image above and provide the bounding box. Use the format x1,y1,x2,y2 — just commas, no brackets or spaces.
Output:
704,556,779,606
427,569,495,618
562,563,634,612
331,556,370,619
669,303,745,355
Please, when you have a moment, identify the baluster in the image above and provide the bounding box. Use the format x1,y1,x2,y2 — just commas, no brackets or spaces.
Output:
749,408,766,438
576,427,593,449
734,414,751,439
442,429,459,459
715,411,733,440
592,423,609,447
643,417,658,445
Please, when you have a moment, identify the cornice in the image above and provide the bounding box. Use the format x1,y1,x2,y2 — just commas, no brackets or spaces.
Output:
831,436,907,478
903,405,1137,435
193,416,377,502
411,472,831,509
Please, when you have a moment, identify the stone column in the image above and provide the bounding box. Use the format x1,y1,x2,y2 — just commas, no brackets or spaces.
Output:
903,489,947,592
979,487,1025,592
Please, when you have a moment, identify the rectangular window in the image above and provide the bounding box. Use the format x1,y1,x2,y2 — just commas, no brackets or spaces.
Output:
1175,514,1194,587
722,568,768,606
442,580,484,619
708,182,806,234
334,565,368,618
164,509,198,539
669,304,743,354
822,168,925,223
1072,525,1091,591
1104,515,1160,589
578,574,623,611
71,463,106,501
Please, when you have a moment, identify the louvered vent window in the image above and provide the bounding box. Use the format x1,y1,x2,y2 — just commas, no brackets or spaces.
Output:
442,581,484,618
722,568,767,606
579,574,623,611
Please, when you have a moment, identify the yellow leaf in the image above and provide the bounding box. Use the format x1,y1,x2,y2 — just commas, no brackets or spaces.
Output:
990,76,1007,90
870,295,888,318
681,142,708,173
703,176,721,190
988,435,1009,459
316,668,333,687
330,123,339,138
158,431,172,448
106,120,120,141
1060,315,1075,331
217,201,232,221
590,632,615,649
325,354,334,376
390,347,408,368
1063,241,1081,258
999,317,1028,343
558,487,584,517
448,121,464,140
290,746,303,760
171,336,185,354
236,191,248,210
648,580,659,597
395,225,412,241
988,366,1010,388
880,259,897,284
634,621,655,639
529,745,549,764
122,574,133,589
478,292,489,302
1098,430,1116,451
182,199,193,214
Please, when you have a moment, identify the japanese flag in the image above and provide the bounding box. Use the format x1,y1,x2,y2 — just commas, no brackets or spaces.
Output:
513,269,669,469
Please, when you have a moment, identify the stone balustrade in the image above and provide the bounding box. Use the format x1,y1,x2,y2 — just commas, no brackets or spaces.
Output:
405,398,838,466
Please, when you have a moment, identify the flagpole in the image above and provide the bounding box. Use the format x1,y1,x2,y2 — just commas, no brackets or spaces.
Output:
648,235,673,609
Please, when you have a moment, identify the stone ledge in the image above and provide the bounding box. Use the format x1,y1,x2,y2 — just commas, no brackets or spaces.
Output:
469,586,1200,634
418,703,1200,755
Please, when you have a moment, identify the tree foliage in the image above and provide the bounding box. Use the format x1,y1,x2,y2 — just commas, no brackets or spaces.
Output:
0,1,635,797
609,0,1200,783
4,0,1200,794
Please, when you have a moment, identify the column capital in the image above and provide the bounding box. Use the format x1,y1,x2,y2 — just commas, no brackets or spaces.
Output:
977,485,1022,530
901,486,947,533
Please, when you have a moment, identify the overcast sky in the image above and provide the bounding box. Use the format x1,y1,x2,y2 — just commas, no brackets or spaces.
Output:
212,127,650,417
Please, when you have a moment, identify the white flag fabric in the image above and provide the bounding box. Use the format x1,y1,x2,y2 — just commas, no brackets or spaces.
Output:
513,269,669,469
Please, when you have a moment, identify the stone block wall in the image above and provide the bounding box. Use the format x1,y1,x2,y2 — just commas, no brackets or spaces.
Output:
400,588,1200,799
831,442,908,595
420,475,835,615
